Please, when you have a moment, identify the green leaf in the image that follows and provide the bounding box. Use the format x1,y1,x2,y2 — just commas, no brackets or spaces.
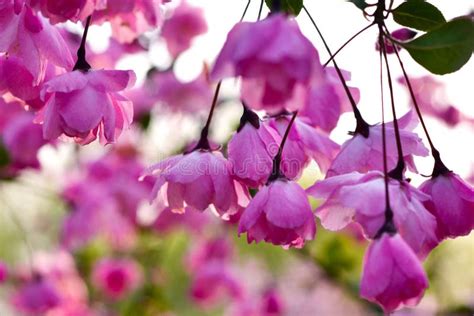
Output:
401,18,474,75
393,0,446,31
347,0,369,10
265,0,303,16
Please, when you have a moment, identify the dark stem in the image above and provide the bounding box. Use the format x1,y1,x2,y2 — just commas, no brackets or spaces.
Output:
240,0,252,21
267,111,298,183
384,27,450,178
303,6,370,138
193,81,222,151
257,0,264,20
323,23,375,67
375,31,396,239
73,15,92,72
379,24,405,181
237,103,260,132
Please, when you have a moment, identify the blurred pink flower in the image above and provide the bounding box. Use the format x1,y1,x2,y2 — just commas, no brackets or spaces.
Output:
211,13,322,113
38,69,136,144
0,2,74,83
153,207,210,235
12,276,61,314
360,234,428,313
92,258,143,300
161,0,208,58
327,110,429,177
238,179,316,248
420,172,474,240
31,0,95,24
187,237,233,272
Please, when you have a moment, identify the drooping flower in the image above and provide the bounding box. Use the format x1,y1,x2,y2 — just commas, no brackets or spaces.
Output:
161,0,208,58
228,107,280,187
92,258,143,300
270,115,339,180
238,179,316,248
307,171,439,258
420,172,474,240
143,150,249,218
375,28,417,54
210,13,323,113
31,0,95,24
0,2,74,83
38,69,136,144
360,233,428,313
327,110,429,177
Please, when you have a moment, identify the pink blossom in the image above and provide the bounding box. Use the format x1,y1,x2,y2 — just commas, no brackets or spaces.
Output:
238,179,316,248
0,2,74,83
360,234,428,313
270,115,339,179
228,108,280,187
376,28,417,54
420,172,474,240
31,0,95,24
0,261,7,283
143,150,249,218
92,258,143,300
307,171,439,258
161,0,208,58
187,237,233,272
327,110,429,177
11,276,61,314
210,13,322,113
38,69,136,144
153,207,210,235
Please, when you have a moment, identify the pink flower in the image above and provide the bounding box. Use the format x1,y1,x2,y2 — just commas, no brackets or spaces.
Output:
187,237,233,272
143,150,249,218
32,0,95,24
210,13,322,113
11,276,61,314
270,115,339,180
360,234,428,313
238,179,316,248
92,258,143,300
376,28,417,54
420,172,474,239
327,110,429,177
0,2,74,83
228,108,280,187
39,69,136,144
153,207,210,235
307,171,439,258
0,261,7,283
161,0,208,58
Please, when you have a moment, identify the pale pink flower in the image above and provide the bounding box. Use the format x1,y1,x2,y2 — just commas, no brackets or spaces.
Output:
0,2,74,83
327,110,429,177
143,150,249,218
210,13,322,113
92,258,143,300
420,172,474,239
161,0,208,58
360,234,428,313
307,171,439,258
238,179,316,248
39,69,136,144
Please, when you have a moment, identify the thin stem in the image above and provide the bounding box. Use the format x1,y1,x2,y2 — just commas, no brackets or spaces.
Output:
384,27,450,177
73,15,92,71
193,81,222,151
303,6,370,137
267,111,298,183
379,24,405,181
323,23,375,67
257,0,264,20
240,0,252,21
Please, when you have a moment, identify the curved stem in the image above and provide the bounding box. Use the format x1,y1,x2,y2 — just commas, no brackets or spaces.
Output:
303,6,370,137
323,23,375,67
240,0,252,21
267,111,298,183
257,0,264,20
73,15,92,72
193,81,222,151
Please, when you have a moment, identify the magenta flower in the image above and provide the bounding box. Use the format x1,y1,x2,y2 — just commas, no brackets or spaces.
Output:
228,108,280,187
327,110,429,177
143,150,249,218
376,28,417,54
210,13,322,113
92,258,143,300
187,237,234,272
161,0,208,58
39,69,136,144
32,0,95,24
0,261,7,283
11,277,61,314
270,115,339,180
308,171,439,258
238,179,316,248
360,234,428,313
0,2,74,83
420,172,474,239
